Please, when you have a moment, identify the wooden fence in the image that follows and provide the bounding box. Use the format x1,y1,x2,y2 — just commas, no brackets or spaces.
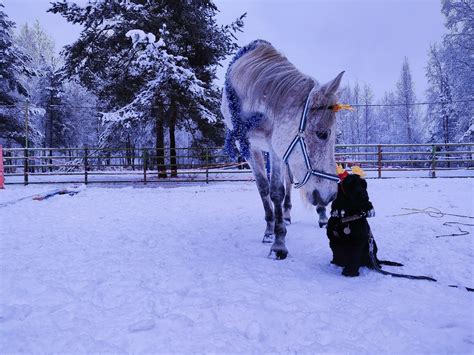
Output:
1,143,473,185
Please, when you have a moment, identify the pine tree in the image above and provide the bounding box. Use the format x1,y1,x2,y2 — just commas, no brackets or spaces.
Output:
61,82,99,148
15,20,55,69
426,44,457,144
49,0,244,177
395,57,421,145
335,85,352,145
433,0,473,143
336,82,371,145
361,84,374,144
0,3,39,147
42,67,64,147
15,20,98,149
424,1,473,144
375,91,397,144
352,82,362,144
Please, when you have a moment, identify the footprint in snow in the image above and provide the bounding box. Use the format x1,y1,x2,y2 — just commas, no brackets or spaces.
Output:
0,304,32,322
128,319,155,332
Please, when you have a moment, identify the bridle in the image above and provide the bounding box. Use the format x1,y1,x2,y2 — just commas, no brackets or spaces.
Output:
282,88,341,188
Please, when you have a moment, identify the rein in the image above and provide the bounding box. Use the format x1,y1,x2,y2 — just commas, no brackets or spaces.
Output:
282,88,340,188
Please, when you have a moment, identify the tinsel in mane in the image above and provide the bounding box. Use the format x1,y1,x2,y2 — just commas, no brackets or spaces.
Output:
224,39,271,159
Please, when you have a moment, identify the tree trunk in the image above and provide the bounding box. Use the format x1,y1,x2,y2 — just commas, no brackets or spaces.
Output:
156,118,167,178
126,134,135,169
169,104,178,177
46,87,55,172
405,103,413,167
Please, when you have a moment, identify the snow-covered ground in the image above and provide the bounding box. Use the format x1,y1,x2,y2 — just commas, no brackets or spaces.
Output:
0,179,473,353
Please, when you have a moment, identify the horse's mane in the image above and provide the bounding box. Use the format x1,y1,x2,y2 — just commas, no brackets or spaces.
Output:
229,43,317,113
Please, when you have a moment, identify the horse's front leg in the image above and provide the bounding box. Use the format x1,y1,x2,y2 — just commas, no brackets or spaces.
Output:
317,205,328,228
283,164,292,225
248,150,274,243
269,156,288,259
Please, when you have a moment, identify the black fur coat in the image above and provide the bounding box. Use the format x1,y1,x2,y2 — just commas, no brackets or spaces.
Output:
326,174,378,277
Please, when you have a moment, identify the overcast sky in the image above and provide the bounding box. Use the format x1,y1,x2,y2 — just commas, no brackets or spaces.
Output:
3,0,445,101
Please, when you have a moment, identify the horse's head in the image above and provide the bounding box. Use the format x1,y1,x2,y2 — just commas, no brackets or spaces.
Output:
287,71,344,206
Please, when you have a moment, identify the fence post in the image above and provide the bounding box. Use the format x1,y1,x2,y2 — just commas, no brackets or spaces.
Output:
0,145,4,189
24,99,29,151
431,145,436,178
24,148,29,185
49,149,53,173
143,149,148,185
205,147,209,184
377,145,382,178
84,147,88,184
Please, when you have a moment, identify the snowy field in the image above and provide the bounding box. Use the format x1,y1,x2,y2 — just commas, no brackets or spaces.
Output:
0,178,473,353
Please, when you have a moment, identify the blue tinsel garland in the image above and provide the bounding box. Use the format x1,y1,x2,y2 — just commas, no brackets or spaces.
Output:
224,39,271,159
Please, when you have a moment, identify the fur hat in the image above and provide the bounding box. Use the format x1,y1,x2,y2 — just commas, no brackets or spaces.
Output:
336,164,366,181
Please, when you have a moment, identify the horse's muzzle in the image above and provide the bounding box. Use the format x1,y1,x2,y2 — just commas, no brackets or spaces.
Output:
312,190,336,206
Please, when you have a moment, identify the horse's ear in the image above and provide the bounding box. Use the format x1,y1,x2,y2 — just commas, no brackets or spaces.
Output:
322,71,345,95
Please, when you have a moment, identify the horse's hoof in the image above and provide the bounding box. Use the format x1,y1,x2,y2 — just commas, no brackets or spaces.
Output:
262,234,273,243
275,250,288,260
284,218,291,225
269,242,288,260
267,249,288,260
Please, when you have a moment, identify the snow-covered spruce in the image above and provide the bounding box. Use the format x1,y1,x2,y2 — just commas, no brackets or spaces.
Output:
49,0,244,150
0,3,42,147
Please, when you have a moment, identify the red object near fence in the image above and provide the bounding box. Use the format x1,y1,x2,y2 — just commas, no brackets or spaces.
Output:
0,145,4,189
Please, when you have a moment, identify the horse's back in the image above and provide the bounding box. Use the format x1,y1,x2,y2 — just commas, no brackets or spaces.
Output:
228,41,312,116
228,41,279,85
221,40,311,158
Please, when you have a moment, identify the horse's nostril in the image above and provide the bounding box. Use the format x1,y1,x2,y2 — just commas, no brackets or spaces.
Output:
312,190,322,206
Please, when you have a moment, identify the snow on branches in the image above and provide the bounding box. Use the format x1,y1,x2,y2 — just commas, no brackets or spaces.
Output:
99,27,214,145
50,0,244,149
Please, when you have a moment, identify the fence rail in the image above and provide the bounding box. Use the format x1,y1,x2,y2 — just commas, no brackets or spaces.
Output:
1,143,473,185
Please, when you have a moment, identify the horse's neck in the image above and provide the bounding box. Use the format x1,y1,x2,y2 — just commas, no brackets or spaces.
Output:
269,83,315,139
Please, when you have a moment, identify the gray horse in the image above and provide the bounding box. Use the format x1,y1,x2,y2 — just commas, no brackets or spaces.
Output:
221,40,344,259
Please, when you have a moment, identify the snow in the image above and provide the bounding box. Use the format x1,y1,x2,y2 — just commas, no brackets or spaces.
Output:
0,178,473,353
126,30,161,47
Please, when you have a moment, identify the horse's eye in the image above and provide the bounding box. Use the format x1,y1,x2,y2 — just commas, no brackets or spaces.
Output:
316,130,329,140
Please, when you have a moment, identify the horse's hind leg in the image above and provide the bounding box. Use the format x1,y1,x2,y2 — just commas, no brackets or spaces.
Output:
317,205,328,228
248,149,274,243
269,154,288,260
283,165,292,225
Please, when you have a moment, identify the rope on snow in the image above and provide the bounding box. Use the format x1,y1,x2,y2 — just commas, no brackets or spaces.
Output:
389,207,474,238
